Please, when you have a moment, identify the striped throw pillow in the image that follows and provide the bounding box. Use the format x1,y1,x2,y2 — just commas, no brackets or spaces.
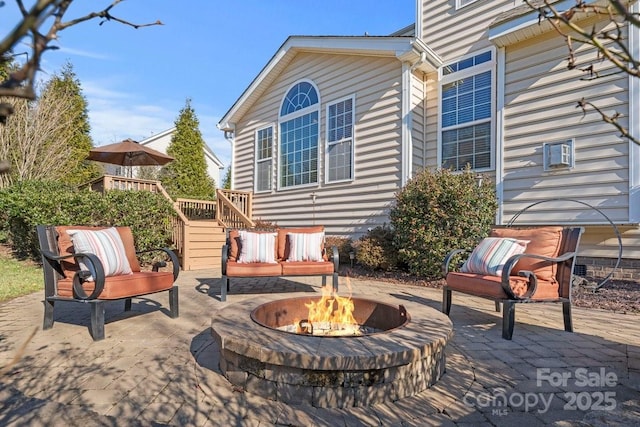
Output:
286,232,324,262
66,227,133,280
461,237,529,276
238,231,277,263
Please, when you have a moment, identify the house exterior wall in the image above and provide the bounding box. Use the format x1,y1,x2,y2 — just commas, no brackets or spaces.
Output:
500,22,629,224
410,70,427,173
420,1,640,261
232,52,405,235
420,0,515,62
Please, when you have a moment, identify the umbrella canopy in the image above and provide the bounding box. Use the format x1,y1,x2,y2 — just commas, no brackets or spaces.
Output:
87,138,174,167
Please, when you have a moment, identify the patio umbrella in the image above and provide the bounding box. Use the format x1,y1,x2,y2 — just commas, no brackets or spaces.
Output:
87,138,174,167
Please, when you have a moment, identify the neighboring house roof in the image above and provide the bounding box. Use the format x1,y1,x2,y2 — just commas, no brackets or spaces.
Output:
140,127,224,169
217,35,442,132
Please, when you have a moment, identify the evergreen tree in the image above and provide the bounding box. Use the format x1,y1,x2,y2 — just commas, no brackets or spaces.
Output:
161,99,216,199
222,166,231,189
43,62,101,185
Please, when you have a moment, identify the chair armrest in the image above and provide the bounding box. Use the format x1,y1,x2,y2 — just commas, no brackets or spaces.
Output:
137,248,180,280
73,252,106,300
331,245,339,272
500,251,578,300
221,244,230,275
41,248,106,300
442,248,469,277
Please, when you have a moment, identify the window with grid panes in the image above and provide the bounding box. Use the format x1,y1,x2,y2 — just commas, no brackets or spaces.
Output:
440,50,493,171
279,81,319,188
255,126,273,192
326,96,354,182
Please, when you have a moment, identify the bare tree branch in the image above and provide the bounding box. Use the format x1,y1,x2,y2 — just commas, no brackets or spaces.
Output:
525,0,640,144
0,0,162,112
0,1,162,174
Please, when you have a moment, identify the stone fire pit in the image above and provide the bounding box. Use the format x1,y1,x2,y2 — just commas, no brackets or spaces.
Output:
211,294,453,408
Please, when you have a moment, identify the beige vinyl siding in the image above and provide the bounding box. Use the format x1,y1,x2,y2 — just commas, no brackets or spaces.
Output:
233,52,404,236
411,70,427,173
579,226,640,259
421,0,514,61
500,24,629,225
424,72,440,169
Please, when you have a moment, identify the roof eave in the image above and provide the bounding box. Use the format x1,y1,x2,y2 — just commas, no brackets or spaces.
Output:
489,0,630,47
217,36,442,132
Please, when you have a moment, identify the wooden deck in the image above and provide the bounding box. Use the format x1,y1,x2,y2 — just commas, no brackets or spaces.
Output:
85,175,254,270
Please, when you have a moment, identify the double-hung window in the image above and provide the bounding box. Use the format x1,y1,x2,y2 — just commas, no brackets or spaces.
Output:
440,50,493,171
279,81,319,189
326,96,354,183
255,126,273,192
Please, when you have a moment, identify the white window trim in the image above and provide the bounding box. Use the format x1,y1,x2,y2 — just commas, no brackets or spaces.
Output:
437,47,496,173
254,124,274,194
455,0,479,10
325,94,356,184
277,79,321,191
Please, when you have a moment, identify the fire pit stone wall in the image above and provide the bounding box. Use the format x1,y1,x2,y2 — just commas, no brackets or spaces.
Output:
212,295,453,408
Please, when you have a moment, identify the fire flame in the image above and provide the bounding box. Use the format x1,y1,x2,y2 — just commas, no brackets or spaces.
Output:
301,279,360,336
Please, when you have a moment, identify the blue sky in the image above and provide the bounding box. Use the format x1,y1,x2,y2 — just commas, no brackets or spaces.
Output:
4,1,415,167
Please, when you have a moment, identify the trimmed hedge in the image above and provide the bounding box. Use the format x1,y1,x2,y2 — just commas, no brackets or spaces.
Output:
0,180,176,262
352,225,399,271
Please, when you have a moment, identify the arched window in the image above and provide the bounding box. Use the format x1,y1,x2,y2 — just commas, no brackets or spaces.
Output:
279,81,320,188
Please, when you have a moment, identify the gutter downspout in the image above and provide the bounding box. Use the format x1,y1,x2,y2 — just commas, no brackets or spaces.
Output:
401,52,427,187
220,124,236,189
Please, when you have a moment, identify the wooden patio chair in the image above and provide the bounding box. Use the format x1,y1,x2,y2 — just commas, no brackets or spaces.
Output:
442,226,584,339
37,225,179,341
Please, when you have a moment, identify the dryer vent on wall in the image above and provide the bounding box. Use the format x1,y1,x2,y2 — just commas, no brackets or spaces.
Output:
543,139,574,170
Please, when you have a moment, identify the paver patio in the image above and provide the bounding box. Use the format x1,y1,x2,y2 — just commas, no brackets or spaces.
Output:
0,269,638,426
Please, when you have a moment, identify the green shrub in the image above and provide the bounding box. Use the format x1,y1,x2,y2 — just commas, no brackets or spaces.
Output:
251,219,278,231
101,190,175,251
324,235,354,265
0,180,176,262
352,225,399,271
390,169,497,278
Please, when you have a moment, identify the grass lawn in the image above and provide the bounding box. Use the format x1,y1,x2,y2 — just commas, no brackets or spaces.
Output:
0,250,42,303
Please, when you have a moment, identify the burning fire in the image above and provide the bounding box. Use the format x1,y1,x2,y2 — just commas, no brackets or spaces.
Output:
297,280,361,336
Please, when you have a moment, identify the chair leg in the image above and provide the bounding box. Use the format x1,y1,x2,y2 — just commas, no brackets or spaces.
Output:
221,276,228,302
43,299,55,330
169,286,179,318
321,275,327,287
332,273,339,293
90,301,105,341
124,298,132,312
502,301,516,340
495,301,501,312
442,287,452,315
562,301,573,332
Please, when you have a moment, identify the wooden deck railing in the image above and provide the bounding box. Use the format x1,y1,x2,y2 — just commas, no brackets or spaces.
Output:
82,175,163,193
215,189,254,229
81,175,256,269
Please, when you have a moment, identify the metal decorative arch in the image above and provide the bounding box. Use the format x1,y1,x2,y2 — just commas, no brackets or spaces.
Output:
507,198,622,291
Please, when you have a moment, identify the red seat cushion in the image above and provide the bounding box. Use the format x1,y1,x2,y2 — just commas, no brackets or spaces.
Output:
226,261,282,277
446,271,560,300
57,271,174,299
281,261,335,276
